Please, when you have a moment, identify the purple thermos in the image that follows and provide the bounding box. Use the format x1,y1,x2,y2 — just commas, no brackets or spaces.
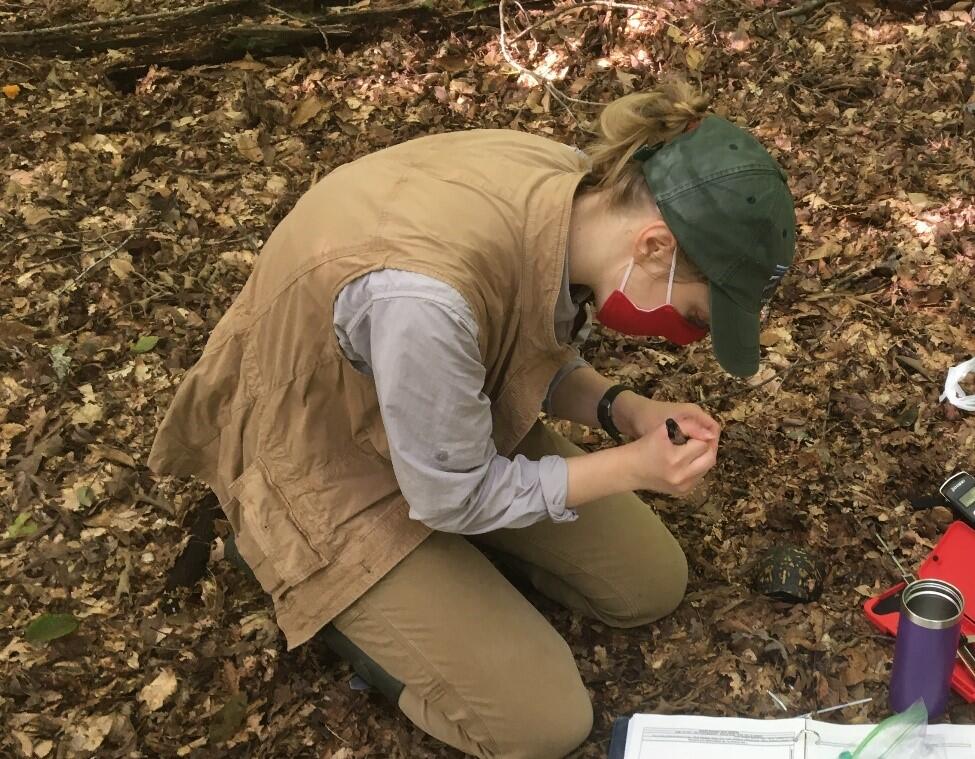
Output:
889,579,965,719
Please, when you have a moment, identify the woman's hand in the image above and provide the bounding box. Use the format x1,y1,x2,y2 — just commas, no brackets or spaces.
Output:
614,394,721,449
560,377,723,507
613,395,720,497
620,419,718,497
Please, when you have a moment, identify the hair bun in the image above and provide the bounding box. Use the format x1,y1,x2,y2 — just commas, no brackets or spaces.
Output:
584,79,710,196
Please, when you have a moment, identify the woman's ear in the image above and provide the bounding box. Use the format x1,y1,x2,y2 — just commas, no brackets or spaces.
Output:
633,221,677,270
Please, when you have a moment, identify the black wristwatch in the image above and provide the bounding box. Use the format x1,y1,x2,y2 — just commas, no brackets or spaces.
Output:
597,384,631,443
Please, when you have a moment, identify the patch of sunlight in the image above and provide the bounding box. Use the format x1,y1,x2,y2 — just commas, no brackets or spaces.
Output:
534,48,569,82
624,12,654,36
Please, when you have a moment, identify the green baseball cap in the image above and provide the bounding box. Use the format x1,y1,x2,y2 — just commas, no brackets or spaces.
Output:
636,115,796,377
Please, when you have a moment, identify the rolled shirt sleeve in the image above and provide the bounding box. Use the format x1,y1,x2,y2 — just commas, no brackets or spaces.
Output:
333,270,578,534
542,353,590,415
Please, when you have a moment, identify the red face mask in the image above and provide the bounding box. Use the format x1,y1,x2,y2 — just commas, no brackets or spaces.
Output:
595,249,709,345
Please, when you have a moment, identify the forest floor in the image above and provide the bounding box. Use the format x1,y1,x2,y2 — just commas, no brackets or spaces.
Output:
1,0,974,756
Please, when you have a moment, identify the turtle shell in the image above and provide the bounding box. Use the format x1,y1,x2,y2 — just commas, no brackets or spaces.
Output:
752,546,824,603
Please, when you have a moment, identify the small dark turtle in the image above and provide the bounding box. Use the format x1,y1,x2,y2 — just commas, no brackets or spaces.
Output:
752,546,824,603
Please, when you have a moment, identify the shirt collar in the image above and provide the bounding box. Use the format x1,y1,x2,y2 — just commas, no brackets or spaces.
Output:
554,253,592,344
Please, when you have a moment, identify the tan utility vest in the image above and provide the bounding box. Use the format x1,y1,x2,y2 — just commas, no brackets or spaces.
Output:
148,129,589,648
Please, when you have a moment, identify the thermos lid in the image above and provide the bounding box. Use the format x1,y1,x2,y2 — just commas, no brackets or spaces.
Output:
901,579,965,630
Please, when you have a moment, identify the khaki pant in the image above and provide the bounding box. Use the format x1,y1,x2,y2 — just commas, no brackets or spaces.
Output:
330,422,688,759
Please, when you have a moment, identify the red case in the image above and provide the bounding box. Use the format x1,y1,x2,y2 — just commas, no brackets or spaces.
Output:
863,521,975,702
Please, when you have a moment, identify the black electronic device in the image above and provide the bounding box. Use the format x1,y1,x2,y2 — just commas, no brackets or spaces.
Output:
941,471,975,528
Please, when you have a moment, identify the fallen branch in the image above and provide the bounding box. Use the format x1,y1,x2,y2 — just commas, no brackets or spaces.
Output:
0,0,253,40
776,0,829,18
11,1,508,57
223,22,347,53
6,0,553,59
264,2,331,49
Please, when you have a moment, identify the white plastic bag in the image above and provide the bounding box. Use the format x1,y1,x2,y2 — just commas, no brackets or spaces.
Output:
940,356,975,412
837,701,946,759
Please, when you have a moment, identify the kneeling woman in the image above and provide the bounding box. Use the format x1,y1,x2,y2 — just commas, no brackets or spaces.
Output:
150,80,795,759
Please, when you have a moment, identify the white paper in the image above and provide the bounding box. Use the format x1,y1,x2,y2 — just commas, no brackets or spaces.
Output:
623,714,806,759
622,714,975,759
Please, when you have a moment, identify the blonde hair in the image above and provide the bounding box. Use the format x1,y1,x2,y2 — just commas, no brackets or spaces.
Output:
583,80,711,281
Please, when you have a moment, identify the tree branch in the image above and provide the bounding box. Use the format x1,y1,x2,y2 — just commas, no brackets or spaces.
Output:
776,0,829,18
0,0,253,40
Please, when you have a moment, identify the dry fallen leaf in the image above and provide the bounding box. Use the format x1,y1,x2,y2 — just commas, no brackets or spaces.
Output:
907,192,934,210
2,83,20,99
11,730,31,756
68,714,115,753
71,402,104,425
21,206,53,225
110,258,135,279
139,669,178,712
236,131,264,163
291,95,325,127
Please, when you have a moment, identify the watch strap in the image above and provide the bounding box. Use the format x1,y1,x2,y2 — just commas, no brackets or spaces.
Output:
597,384,630,443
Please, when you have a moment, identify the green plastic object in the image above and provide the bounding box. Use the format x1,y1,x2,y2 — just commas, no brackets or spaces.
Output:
837,700,928,759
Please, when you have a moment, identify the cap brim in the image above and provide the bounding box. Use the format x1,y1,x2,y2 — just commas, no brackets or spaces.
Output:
709,286,760,378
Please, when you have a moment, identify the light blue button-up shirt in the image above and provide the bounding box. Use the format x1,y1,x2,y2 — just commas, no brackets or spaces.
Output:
332,261,592,534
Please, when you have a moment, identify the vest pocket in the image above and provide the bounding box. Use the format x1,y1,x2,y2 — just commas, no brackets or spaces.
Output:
225,458,327,595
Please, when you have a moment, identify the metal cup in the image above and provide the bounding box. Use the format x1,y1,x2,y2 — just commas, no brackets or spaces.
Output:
889,579,965,719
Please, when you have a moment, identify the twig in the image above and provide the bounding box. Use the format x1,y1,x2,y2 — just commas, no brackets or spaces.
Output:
263,2,330,50
8,235,136,322
498,0,605,120
231,215,262,255
873,530,915,584
6,227,156,274
512,0,532,23
0,55,33,70
798,697,873,719
586,0,657,8
701,359,832,406
767,690,789,711
776,0,829,18
894,354,933,382
510,0,653,42
510,4,581,41
54,235,134,297
0,0,252,39
59,292,167,338
134,489,174,514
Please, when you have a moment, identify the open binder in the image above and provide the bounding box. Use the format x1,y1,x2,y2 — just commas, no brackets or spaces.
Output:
606,713,975,758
